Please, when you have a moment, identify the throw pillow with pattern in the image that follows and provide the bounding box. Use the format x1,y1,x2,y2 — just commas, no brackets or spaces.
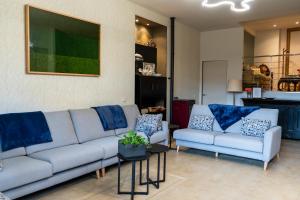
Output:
135,114,163,133
189,115,214,131
241,117,271,138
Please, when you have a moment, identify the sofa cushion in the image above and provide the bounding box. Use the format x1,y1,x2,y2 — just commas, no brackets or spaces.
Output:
214,133,263,153
30,144,104,173
115,105,140,135
0,156,52,191
226,108,279,134
83,136,119,159
225,108,279,133
135,114,163,133
0,147,26,160
248,108,278,127
26,111,79,154
241,118,271,138
189,115,214,131
190,105,223,132
69,109,115,143
174,129,221,145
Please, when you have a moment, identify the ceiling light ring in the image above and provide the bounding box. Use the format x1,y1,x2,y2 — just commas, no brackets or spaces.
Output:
202,0,254,12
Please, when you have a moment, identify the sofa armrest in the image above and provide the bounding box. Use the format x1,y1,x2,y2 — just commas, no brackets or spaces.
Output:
162,121,169,132
263,126,282,162
161,121,169,145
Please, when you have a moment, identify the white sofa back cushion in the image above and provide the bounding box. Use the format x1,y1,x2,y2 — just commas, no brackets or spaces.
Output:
190,105,279,134
26,111,79,154
0,147,26,160
190,105,223,132
226,108,279,134
115,105,140,135
69,109,115,143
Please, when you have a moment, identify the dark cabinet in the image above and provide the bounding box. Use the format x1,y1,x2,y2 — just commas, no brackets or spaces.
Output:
172,100,195,129
135,44,157,73
135,75,167,119
242,98,300,140
135,44,157,65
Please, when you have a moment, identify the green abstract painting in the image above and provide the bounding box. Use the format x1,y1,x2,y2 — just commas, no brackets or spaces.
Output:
26,5,100,76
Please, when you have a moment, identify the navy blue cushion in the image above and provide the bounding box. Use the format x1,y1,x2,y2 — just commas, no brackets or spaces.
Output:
0,112,52,152
208,104,260,131
93,105,128,131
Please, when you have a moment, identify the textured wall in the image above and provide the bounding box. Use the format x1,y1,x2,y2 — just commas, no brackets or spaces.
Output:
200,27,244,104
174,21,201,103
0,0,170,113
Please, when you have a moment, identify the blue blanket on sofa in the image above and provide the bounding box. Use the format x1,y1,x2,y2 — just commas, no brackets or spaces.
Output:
0,111,52,152
208,104,260,131
93,105,128,131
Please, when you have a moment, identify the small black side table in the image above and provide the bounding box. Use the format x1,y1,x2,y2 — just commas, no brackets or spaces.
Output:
169,124,180,149
117,153,150,200
140,144,168,189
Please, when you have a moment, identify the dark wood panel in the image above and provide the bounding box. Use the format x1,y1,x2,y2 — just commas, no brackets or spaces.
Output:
135,44,157,65
135,75,167,119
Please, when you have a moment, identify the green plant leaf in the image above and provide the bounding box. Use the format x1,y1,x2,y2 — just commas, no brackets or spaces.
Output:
120,130,148,145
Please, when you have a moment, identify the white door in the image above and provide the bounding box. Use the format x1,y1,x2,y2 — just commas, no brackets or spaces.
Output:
202,60,228,105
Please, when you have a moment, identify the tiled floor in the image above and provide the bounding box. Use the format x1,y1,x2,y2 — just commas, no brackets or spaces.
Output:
22,140,300,200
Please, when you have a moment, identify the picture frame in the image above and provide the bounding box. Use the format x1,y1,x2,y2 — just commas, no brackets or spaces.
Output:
252,87,262,98
25,5,101,77
143,62,156,75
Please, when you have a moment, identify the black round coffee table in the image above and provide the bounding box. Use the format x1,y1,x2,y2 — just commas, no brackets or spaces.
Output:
117,152,150,200
140,144,169,189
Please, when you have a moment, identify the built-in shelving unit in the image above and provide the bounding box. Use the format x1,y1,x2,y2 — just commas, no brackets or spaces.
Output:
134,16,167,118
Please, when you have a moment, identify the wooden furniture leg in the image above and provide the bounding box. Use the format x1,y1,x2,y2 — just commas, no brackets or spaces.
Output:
215,152,219,158
264,162,268,171
96,170,100,179
101,168,106,177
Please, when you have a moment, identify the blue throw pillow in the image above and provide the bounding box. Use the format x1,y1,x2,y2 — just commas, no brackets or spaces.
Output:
189,115,214,131
135,114,163,135
241,118,271,138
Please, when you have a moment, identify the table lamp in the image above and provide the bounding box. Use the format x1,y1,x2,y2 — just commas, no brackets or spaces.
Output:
227,79,243,105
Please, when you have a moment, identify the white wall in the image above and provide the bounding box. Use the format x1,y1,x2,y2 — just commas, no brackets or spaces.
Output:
251,29,300,100
200,27,244,104
0,0,173,114
254,30,281,89
255,30,280,56
174,21,200,103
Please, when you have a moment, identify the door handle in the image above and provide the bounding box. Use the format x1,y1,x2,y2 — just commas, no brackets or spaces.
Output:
202,94,207,96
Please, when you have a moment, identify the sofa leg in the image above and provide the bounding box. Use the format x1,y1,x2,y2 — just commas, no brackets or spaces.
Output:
215,152,219,158
96,170,101,179
101,168,106,177
264,162,268,171
277,153,280,160
177,146,180,153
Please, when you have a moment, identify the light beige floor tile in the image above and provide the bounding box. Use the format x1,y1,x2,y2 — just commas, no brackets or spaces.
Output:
21,140,300,200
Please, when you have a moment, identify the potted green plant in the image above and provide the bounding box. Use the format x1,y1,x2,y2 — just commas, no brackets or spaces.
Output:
118,131,148,158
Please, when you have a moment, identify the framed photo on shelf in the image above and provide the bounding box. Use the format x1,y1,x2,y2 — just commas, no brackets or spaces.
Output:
252,87,262,98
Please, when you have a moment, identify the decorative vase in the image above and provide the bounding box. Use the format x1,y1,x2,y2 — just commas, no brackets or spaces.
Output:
118,141,146,158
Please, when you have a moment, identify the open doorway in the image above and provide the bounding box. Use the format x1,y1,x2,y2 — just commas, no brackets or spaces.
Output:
134,16,168,119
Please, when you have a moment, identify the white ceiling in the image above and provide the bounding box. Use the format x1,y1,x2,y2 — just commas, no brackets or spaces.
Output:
130,0,300,31
244,15,300,34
